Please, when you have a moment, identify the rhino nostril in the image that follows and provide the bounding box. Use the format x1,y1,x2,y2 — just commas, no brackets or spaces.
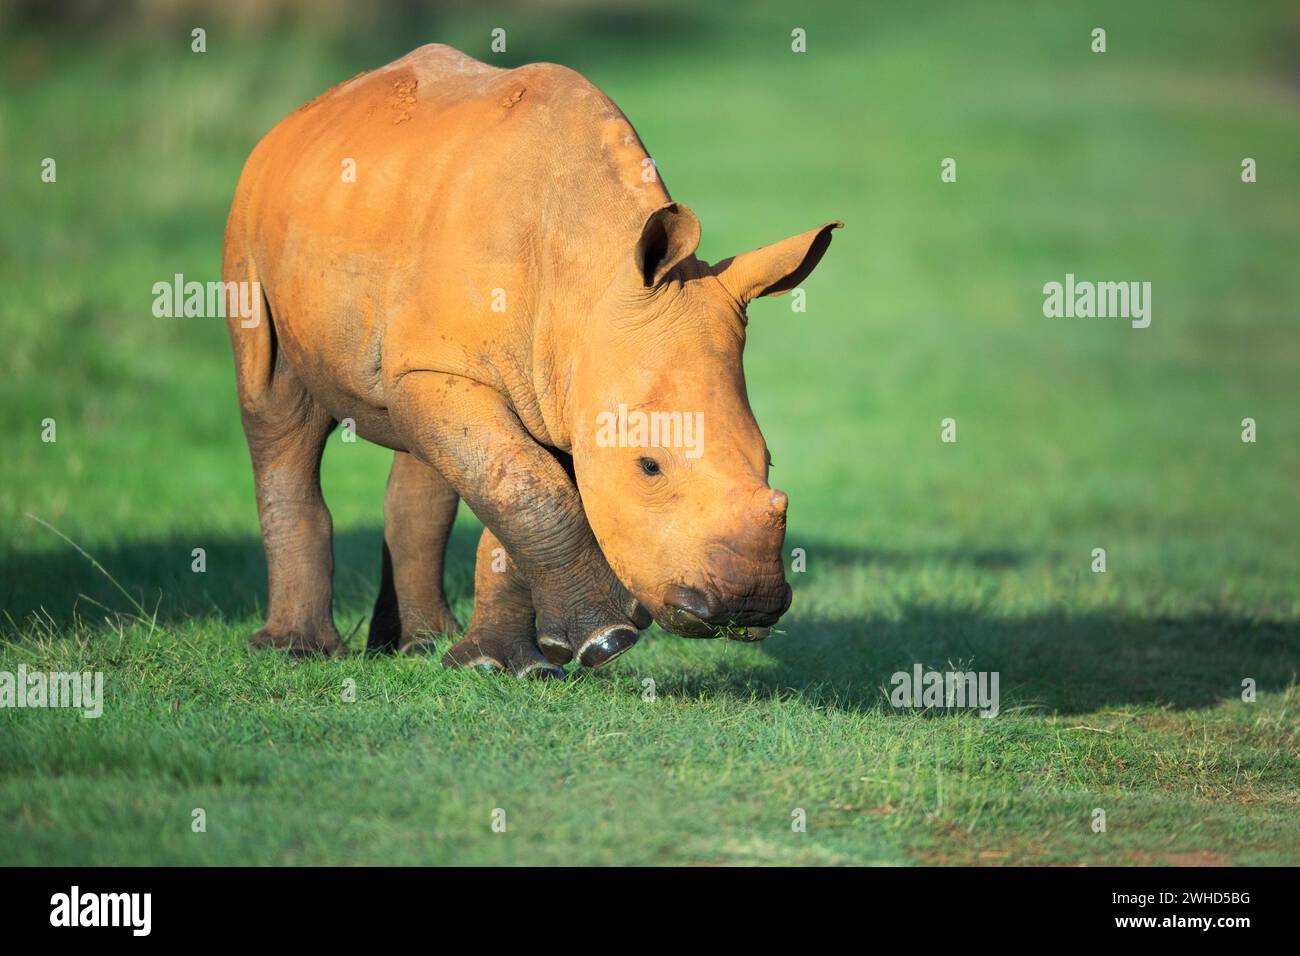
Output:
662,584,715,621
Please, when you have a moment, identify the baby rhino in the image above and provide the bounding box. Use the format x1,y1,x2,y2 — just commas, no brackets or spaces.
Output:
223,44,840,676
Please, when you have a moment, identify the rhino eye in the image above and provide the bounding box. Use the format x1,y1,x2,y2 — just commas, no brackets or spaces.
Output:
638,456,662,477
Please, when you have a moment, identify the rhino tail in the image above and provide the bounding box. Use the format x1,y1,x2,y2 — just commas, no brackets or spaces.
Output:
222,250,278,414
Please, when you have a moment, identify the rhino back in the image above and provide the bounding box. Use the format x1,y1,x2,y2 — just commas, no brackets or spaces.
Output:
227,44,666,422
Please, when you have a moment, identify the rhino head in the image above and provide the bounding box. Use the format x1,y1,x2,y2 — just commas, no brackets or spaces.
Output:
568,202,841,640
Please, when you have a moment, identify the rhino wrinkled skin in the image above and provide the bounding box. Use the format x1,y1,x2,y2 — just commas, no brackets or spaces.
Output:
222,44,840,675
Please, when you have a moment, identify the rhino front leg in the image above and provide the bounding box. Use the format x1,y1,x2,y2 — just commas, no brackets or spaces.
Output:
442,527,565,678
368,451,462,654
391,371,640,668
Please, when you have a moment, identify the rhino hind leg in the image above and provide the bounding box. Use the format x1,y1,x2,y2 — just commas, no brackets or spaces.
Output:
368,451,462,654
442,528,565,679
239,371,346,657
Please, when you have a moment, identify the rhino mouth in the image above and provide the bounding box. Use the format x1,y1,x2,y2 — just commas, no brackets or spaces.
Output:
657,581,791,640
661,606,779,642
660,598,780,642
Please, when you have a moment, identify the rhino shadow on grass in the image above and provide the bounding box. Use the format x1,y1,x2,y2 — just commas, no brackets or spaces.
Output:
2,525,1296,716
0,523,480,637
647,607,1299,717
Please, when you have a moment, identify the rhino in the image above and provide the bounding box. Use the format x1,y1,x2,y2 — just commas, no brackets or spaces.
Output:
222,44,840,676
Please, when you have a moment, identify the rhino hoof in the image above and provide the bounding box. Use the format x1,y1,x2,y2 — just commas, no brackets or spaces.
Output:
627,601,653,630
249,627,348,657
578,625,638,668
518,661,567,680
538,635,574,665
454,656,503,673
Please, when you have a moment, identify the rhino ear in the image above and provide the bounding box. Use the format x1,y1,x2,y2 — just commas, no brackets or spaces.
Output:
713,221,843,304
635,202,701,287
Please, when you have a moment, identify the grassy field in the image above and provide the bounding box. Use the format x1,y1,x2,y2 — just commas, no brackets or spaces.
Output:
1,0,1298,865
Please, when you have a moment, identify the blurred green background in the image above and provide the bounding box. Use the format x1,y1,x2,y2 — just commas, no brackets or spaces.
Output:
1,0,1297,865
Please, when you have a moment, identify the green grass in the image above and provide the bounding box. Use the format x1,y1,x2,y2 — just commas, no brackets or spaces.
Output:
1,0,1298,865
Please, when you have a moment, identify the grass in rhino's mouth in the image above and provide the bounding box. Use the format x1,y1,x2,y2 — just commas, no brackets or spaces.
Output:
708,622,778,642
660,607,778,641
712,622,751,640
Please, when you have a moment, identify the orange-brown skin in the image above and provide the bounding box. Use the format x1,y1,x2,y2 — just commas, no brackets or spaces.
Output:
442,527,553,676
367,450,460,653
223,44,839,669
